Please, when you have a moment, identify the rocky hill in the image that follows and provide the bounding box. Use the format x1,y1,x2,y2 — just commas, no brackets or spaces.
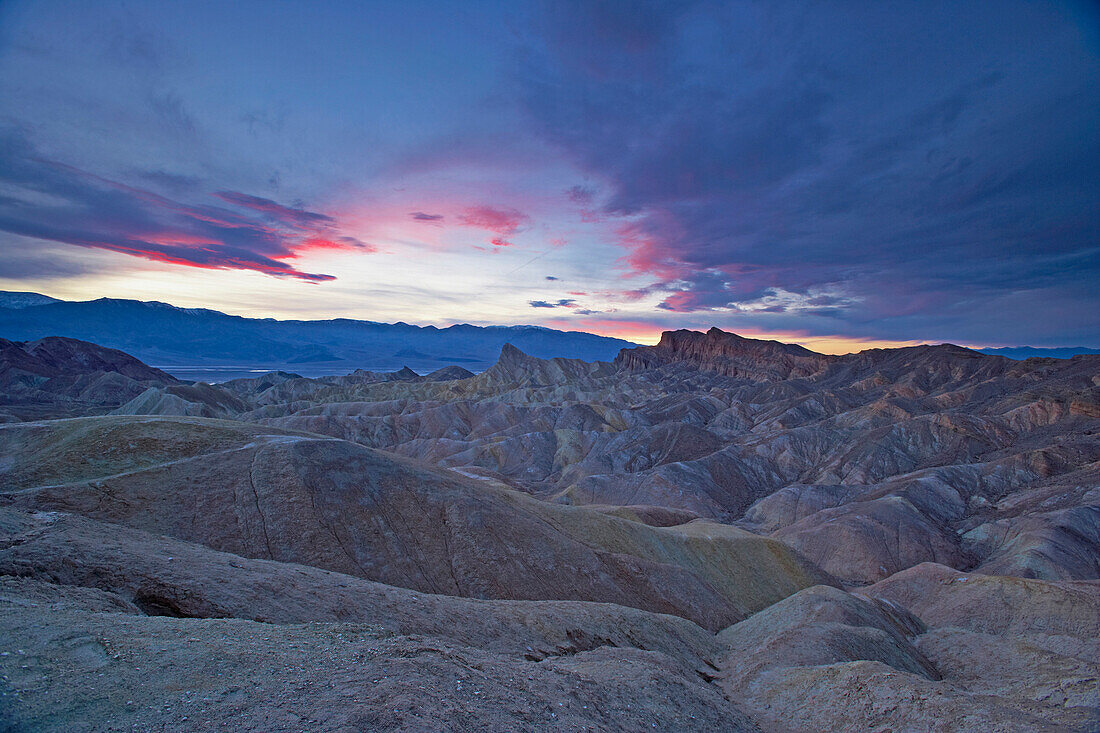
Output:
616,327,834,380
0,336,180,420
1,328,1097,731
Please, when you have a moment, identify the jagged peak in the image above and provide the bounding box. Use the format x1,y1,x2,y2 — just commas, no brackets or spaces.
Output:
486,342,552,381
497,342,530,363
481,341,610,388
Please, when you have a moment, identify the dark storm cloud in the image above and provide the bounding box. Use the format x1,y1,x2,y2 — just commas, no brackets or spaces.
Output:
518,0,1100,343
0,129,369,281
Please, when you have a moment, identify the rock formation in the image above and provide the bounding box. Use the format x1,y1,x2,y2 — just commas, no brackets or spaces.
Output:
1,328,1097,731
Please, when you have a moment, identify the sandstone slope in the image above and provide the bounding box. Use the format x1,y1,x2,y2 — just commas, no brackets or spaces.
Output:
0,415,831,630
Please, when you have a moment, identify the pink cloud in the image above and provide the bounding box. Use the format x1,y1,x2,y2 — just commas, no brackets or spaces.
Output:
0,140,370,282
460,205,530,247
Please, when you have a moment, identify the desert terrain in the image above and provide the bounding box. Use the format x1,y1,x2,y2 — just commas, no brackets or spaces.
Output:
1,328,1097,731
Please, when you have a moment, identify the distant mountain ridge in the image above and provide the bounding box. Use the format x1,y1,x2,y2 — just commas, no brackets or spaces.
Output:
0,291,635,375
3,292,1094,373
977,345,1100,360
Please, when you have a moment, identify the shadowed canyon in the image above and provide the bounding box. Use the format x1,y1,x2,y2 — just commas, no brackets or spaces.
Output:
1,328,1098,731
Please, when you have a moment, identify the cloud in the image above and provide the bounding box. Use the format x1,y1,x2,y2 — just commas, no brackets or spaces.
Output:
545,275,559,280
0,129,370,282
565,185,595,205
149,92,198,136
213,191,336,229
529,298,577,309
0,236,113,279
410,211,444,222
460,205,530,247
133,169,202,194
517,1,1100,343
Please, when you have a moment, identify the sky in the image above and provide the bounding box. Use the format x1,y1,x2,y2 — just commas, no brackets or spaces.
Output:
0,0,1097,351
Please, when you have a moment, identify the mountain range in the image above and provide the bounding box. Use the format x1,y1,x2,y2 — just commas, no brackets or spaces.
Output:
3,293,1096,378
0,291,633,377
976,345,1100,359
